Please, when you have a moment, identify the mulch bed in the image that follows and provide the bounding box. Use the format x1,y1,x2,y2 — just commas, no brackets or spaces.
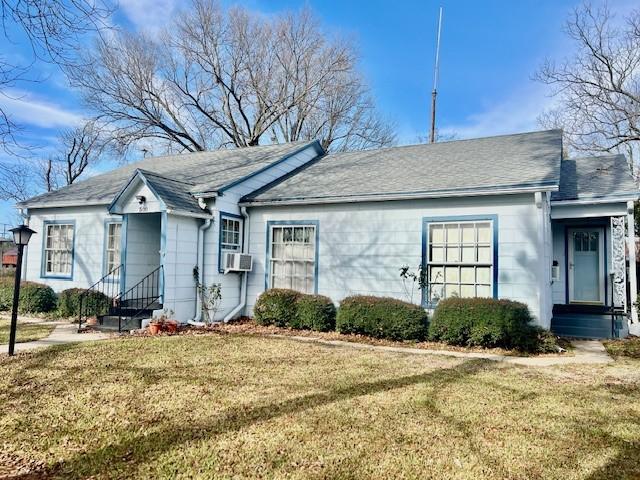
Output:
128,318,570,357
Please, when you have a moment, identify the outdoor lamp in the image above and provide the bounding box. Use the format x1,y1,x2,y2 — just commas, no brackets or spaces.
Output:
11,224,35,246
7,224,36,356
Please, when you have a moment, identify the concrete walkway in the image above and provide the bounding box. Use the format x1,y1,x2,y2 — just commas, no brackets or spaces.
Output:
273,335,614,367
1,323,112,355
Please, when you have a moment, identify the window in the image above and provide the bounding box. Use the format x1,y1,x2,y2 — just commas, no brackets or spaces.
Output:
221,217,241,251
427,220,493,303
269,224,316,293
43,223,74,276
105,222,122,273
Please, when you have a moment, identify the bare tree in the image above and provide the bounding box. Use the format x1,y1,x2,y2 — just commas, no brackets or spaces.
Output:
0,0,112,151
70,0,394,153
37,120,108,191
0,162,30,201
535,3,640,173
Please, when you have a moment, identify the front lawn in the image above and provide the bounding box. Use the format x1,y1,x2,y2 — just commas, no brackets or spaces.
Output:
604,337,640,359
0,318,55,343
1,334,639,479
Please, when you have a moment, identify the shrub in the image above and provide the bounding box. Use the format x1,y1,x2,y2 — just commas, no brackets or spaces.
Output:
58,288,110,318
0,278,57,313
429,297,542,351
254,289,301,327
294,294,336,332
336,295,429,341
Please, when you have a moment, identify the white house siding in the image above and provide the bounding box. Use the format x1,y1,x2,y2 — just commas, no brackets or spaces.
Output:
204,144,321,319
24,206,116,291
123,213,161,291
244,193,550,325
162,213,199,321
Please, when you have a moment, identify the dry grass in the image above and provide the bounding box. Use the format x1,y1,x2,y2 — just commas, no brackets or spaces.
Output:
1,334,639,479
604,337,640,359
0,319,55,344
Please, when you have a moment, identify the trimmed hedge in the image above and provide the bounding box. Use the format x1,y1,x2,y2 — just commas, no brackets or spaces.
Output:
0,278,57,313
254,289,301,327
254,289,337,331
429,297,540,351
336,295,429,341
58,288,110,318
293,294,336,332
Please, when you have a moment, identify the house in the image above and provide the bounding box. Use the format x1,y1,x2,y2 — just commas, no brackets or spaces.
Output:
2,248,17,268
16,130,640,338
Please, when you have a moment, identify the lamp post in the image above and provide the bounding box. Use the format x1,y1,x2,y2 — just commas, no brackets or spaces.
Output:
8,225,35,356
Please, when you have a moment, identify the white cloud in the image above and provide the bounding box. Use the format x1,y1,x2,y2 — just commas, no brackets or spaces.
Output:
0,89,83,129
118,0,180,34
439,84,557,140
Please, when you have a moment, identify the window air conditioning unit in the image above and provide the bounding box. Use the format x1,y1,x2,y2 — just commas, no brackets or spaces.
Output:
224,253,253,273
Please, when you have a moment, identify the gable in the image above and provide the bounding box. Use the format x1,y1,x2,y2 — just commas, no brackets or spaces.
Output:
18,141,322,210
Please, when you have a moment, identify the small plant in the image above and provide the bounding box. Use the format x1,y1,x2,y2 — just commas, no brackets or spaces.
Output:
149,308,175,335
399,264,427,304
193,266,222,324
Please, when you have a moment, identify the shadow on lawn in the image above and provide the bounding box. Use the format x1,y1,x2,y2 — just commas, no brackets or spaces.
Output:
16,359,490,479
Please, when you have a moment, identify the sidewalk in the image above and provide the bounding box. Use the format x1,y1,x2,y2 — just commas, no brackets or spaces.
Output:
273,335,614,367
1,323,112,354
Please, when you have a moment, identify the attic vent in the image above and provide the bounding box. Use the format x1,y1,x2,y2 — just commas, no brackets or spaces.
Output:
596,166,611,175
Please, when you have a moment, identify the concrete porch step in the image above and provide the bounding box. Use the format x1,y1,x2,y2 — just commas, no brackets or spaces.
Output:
98,315,144,331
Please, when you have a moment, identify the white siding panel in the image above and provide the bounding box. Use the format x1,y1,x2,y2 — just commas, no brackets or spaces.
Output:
245,194,548,324
162,214,199,321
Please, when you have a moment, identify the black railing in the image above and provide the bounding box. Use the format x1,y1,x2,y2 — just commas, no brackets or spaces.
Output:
112,265,163,331
78,265,123,331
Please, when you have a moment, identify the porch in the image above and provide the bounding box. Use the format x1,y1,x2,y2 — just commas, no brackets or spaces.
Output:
550,204,636,339
78,212,165,331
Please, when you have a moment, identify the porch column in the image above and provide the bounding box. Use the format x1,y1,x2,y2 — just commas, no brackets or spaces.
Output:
627,201,638,323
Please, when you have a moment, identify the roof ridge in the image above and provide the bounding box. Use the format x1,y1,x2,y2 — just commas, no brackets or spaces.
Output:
322,129,562,157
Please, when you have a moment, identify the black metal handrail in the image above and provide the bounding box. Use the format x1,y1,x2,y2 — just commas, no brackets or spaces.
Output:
113,265,163,331
78,265,123,331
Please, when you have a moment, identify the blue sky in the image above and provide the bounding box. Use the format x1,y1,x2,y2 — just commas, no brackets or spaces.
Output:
0,0,633,225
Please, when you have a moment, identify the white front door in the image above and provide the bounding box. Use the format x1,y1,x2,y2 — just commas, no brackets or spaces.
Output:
568,228,605,304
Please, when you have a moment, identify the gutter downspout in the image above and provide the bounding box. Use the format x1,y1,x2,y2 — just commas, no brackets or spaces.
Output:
191,198,214,322
224,206,249,322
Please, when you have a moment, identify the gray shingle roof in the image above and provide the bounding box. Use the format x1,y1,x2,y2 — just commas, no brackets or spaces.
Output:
243,130,564,204
19,141,314,208
552,154,638,201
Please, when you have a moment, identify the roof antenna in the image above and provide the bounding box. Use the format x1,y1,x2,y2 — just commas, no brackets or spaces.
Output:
429,6,443,144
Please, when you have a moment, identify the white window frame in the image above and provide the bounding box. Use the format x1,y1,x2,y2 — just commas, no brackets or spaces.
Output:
426,220,494,304
219,214,243,273
268,224,317,294
221,217,242,252
105,221,122,274
43,222,74,278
